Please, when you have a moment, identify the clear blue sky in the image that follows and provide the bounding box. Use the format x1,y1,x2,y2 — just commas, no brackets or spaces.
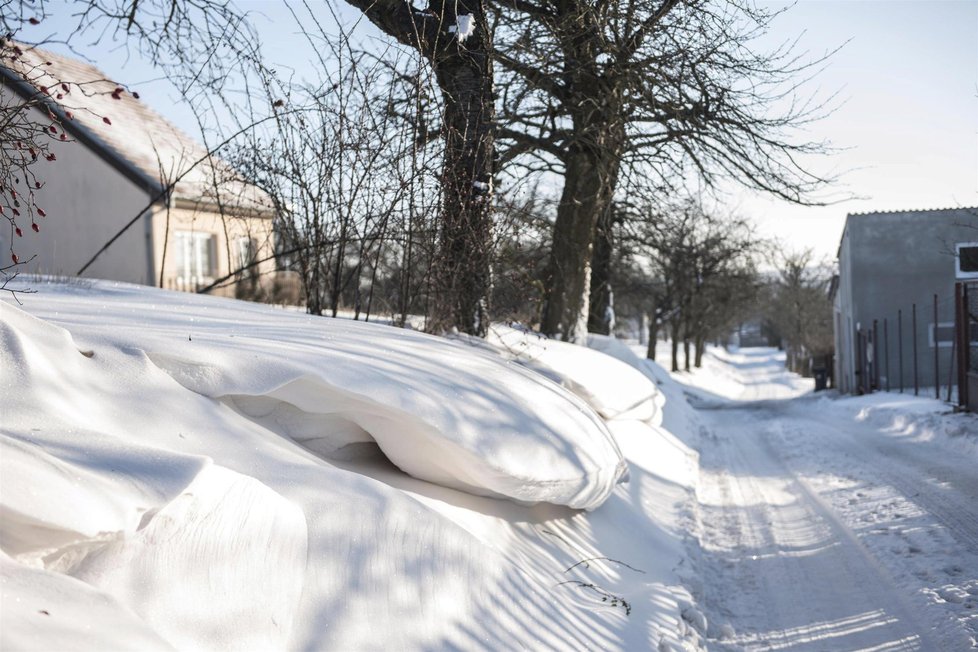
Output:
25,0,978,261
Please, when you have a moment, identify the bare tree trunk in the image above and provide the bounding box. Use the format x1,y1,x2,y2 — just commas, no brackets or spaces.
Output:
342,0,494,336
646,309,658,361
587,204,614,335
541,143,620,342
683,335,691,372
425,11,494,336
695,334,705,368
670,319,681,372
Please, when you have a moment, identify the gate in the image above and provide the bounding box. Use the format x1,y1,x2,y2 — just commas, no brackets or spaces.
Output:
955,281,978,411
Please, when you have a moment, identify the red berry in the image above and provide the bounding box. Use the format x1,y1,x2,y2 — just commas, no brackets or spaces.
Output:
11,254,19,264
36,208,46,217
45,153,56,161
29,17,40,25
64,111,73,120
132,91,140,99
102,117,112,125
61,83,69,92
31,223,39,232
15,227,22,237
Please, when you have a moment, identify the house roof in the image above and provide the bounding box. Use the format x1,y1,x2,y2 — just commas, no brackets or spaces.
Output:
837,206,978,258
1,44,271,213
845,206,978,218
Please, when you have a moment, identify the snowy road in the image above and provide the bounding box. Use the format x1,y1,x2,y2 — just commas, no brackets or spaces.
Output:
676,349,978,651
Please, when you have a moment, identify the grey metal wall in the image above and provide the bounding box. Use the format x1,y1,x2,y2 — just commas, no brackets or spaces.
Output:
834,208,978,395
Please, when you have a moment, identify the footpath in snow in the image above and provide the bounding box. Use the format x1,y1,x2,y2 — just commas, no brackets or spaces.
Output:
2,279,711,651
666,345,978,651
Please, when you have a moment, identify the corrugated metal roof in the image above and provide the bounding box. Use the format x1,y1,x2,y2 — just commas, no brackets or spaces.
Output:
845,207,978,218
2,44,270,212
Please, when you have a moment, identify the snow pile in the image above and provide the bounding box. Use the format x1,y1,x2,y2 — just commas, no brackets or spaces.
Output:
3,286,626,510
838,393,978,459
488,325,661,422
449,14,475,42
1,280,711,651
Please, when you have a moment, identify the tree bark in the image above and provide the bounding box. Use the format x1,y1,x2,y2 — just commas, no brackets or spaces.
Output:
343,0,494,336
427,16,495,336
646,308,658,360
587,204,614,334
541,142,621,342
670,319,681,372
694,334,705,368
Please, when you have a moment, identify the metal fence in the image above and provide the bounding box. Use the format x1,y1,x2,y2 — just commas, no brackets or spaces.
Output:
852,284,978,411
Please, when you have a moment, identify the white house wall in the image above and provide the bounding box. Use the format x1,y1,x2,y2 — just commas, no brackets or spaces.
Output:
152,205,276,297
0,95,155,284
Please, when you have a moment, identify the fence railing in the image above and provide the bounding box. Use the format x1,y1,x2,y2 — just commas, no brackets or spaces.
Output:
853,281,978,411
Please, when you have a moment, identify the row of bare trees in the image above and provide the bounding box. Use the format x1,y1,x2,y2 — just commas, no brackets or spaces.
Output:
3,0,837,348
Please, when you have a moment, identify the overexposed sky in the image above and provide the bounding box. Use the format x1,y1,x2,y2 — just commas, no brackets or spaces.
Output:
743,0,978,259
26,0,978,261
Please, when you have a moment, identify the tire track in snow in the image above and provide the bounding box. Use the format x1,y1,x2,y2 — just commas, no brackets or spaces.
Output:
693,406,935,651
770,403,978,649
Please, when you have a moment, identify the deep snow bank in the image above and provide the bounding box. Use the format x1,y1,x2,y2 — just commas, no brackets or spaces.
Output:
1,280,713,651
487,325,661,423
2,286,625,510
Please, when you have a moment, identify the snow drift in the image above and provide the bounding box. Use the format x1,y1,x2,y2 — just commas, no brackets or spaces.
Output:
1,280,712,651
2,287,626,510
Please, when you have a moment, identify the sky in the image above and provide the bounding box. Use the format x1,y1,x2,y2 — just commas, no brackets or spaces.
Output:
22,0,978,262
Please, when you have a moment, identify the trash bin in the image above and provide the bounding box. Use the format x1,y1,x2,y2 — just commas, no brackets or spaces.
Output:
813,367,828,392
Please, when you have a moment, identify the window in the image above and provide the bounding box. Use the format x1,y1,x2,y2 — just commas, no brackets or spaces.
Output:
234,236,258,279
956,242,978,279
174,231,215,288
928,322,954,349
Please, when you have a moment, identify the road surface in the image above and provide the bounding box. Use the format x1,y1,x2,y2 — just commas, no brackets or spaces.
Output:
678,349,978,651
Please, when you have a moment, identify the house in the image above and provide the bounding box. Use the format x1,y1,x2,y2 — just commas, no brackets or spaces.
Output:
832,207,978,395
0,44,294,300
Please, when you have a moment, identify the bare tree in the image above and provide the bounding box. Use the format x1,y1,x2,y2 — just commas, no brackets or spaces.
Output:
494,0,837,342
762,246,834,375
230,47,431,319
622,196,761,371
341,0,495,336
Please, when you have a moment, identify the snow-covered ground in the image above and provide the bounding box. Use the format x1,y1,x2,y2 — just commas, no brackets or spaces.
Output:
1,280,708,651
673,346,978,651
3,281,976,650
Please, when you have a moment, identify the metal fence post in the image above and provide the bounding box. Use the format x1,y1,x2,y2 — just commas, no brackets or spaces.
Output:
884,318,890,392
873,319,880,390
898,309,904,393
913,303,919,396
934,293,940,400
